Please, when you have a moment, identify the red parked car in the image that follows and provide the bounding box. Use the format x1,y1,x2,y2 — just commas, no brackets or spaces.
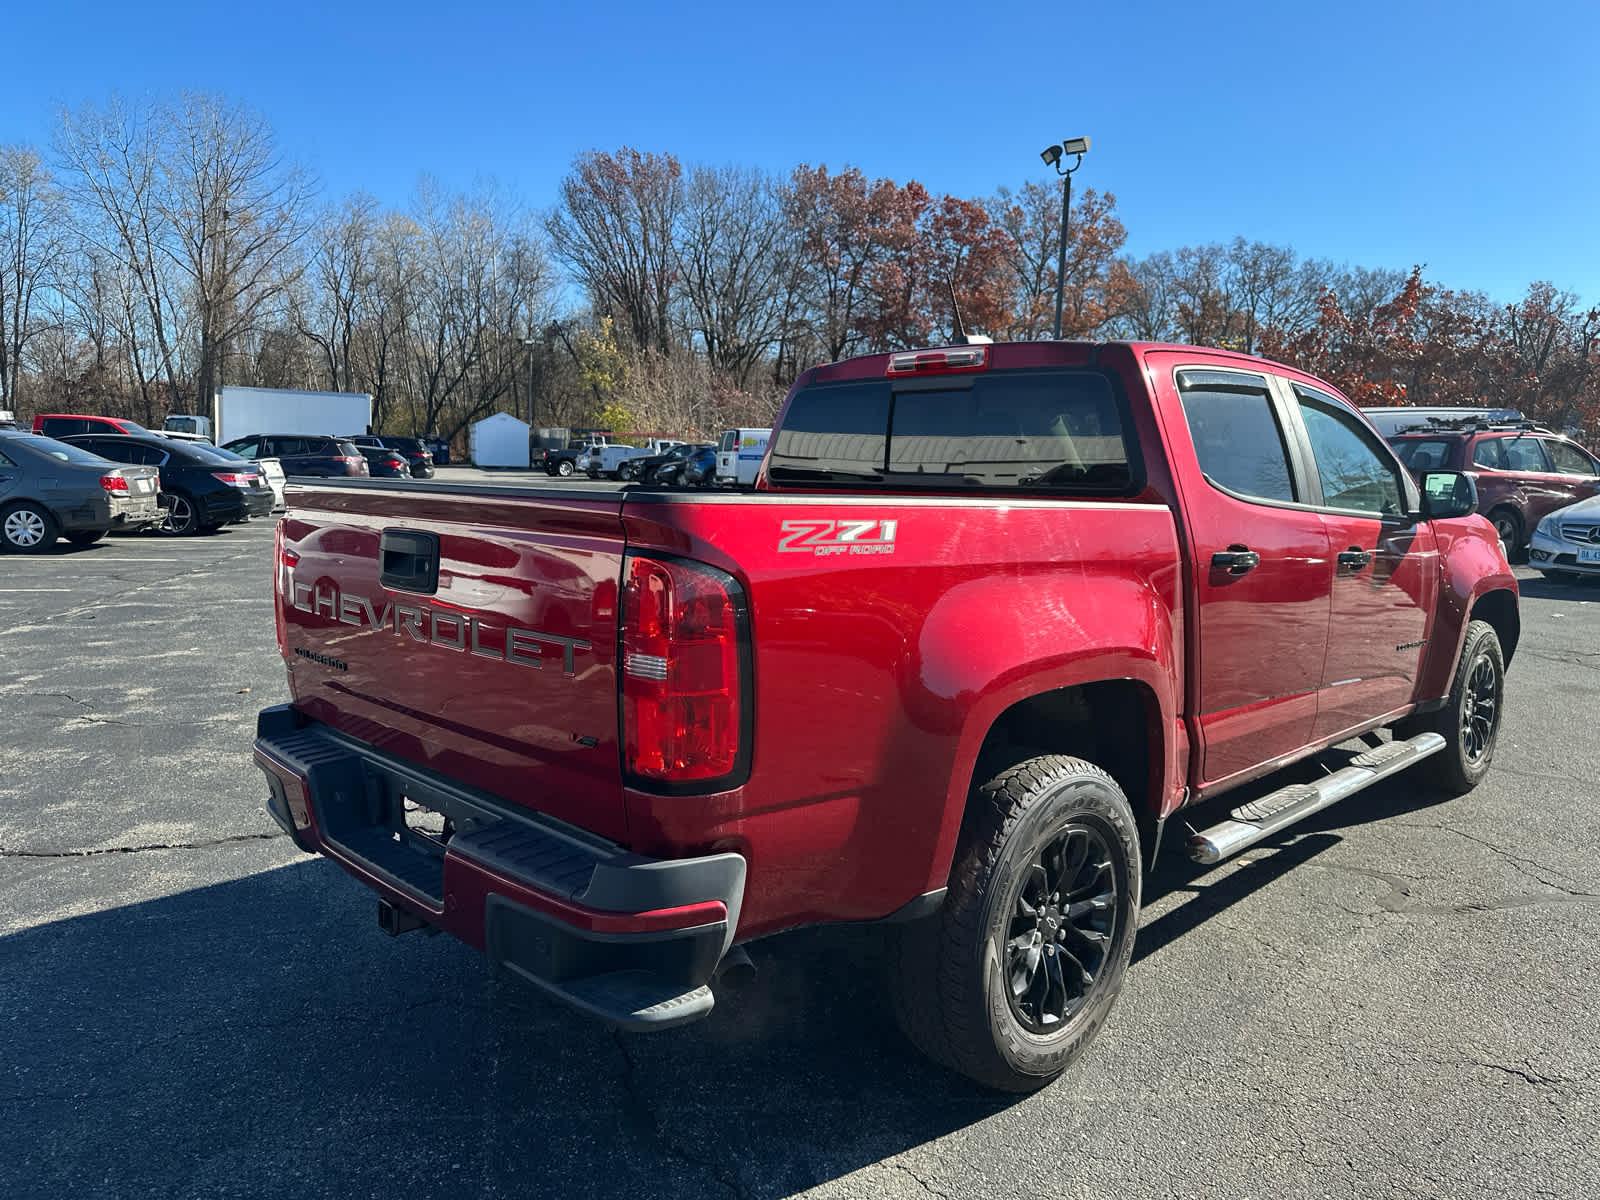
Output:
254,340,1518,1091
1385,420,1600,552
32,413,149,438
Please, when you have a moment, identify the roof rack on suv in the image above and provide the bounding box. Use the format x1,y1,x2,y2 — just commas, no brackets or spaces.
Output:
1390,416,1551,435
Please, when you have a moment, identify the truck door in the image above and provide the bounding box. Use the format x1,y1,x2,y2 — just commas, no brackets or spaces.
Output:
1164,366,1333,789
1286,384,1436,740
716,430,737,481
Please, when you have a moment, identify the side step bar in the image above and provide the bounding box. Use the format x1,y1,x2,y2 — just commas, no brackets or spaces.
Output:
1188,732,1446,865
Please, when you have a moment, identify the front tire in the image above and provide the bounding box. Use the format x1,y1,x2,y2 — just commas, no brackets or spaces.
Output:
66,529,107,547
1399,619,1505,795
1489,507,1523,557
890,756,1140,1092
2,502,60,553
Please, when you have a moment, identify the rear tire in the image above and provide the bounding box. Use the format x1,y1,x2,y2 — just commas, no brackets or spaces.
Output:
1398,619,1505,796
2,502,60,553
158,492,200,536
557,460,574,477
66,529,107,547
890,756,1140,1092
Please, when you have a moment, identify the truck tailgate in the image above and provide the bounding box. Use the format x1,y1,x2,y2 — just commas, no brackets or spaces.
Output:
277,484,629,841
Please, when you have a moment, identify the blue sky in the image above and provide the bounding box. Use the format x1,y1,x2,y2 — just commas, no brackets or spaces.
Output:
4,0,1597,302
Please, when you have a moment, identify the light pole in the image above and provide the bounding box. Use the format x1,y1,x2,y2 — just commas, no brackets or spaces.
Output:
1040,137,1090,340
520,336,536,429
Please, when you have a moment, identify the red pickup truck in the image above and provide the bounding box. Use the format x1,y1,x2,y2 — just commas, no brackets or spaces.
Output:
254,340,1518,1091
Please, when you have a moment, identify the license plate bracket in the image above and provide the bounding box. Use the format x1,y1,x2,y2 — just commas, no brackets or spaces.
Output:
1578,547,1600,564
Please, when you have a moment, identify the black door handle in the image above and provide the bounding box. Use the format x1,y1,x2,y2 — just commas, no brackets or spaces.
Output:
1211,546,1261,575
1337,547,1371,571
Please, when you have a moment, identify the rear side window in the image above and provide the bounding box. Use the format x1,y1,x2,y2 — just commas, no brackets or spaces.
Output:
1393,438,1452,471
274,438,309,456
768,371,1131,491
1177,372,1296,503
1471,439,1506,469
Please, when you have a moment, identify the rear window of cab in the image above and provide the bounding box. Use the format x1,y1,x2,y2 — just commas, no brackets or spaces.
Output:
767,370,1132,493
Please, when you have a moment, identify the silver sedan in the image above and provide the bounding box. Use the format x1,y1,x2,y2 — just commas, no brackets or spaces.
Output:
1529,494,1600,579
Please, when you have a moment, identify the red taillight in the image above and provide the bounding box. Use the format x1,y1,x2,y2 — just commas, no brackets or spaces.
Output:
621,555,746,785
99,474,129,493
385,457,407,470
212,471,253,487
886,346,988,375
273,523,290,655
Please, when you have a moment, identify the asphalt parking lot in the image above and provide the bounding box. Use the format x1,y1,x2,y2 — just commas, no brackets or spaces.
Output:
3,515,1598,1199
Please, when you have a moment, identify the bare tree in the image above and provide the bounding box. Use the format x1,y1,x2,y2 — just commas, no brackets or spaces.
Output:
0,146,66,407
159,93,313,409
674,166,790,388
547,148,681,354
56,98,187,409
296,193,376,392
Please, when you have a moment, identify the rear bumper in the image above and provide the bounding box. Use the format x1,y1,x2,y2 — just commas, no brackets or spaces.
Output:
252,705,745,1030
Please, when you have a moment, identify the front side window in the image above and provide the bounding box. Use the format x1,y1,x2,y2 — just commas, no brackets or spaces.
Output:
1501,436,1551,472
1544,439,1597,476
1296,392,1404,517
1177,372,1296,503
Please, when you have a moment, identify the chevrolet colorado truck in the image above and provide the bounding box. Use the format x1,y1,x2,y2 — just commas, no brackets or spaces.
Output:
254,340,1519,1091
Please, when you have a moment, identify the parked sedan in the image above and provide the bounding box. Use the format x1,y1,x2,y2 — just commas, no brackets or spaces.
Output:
1529,495,1600,579
346,434,434,478
222,434,369,478
0,430,160,552
66,433,274,535
356,445,413,478
623,442,697,483
668,444,720,487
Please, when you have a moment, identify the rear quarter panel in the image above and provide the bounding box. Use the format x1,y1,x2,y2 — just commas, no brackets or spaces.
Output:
621,493,1183,938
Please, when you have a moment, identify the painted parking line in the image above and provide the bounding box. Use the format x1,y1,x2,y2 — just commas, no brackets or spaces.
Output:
0,588,74,593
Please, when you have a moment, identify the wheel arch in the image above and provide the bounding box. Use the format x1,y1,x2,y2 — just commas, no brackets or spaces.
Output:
1470,587,1520,666
926,671,1177,892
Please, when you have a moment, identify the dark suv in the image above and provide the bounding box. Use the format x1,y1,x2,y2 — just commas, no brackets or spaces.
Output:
222,434,369,478
1387,422,1600,551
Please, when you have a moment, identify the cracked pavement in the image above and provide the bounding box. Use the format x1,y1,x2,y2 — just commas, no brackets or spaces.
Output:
2,520,1597,1198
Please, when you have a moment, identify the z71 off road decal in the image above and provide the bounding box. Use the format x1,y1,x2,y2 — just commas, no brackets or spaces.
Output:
778,518,898,557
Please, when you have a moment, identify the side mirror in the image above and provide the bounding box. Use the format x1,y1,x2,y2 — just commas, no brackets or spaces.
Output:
1419,470,1479,520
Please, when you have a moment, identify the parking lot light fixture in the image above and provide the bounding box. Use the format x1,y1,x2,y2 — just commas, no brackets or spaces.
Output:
1045,135,1091,340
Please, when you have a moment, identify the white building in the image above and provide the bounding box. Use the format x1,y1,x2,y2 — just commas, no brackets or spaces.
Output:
470,412,531,468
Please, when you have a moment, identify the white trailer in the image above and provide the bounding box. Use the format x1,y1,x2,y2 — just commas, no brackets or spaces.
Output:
215,386,373,447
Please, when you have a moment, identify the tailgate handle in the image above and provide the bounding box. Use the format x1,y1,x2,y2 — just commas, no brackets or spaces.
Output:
380,530,439,593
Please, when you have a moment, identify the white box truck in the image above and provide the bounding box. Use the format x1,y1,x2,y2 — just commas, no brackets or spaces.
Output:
215,386,372,447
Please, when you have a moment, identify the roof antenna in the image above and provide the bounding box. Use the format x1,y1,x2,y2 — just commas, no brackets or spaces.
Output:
947,276,968,343
946,276,991,346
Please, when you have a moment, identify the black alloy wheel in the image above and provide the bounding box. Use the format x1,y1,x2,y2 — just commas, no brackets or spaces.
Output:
1002,825,1118,1032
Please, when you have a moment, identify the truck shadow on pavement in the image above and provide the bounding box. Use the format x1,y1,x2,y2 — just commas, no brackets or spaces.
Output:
9,777,1438,1199
4,857,1016,1200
